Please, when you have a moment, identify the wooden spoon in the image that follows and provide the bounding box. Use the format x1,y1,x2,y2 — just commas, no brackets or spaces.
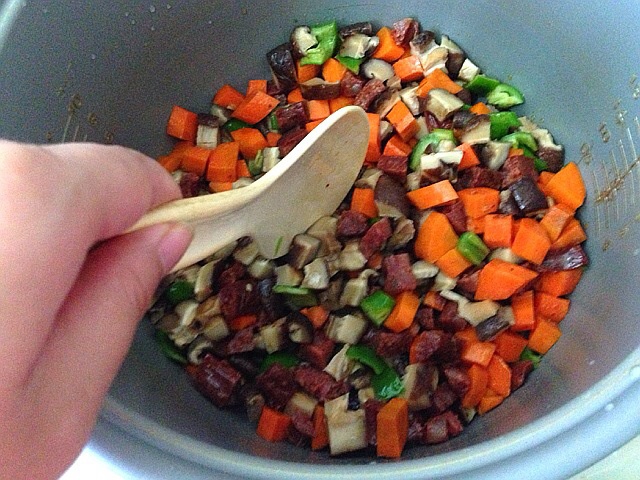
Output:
127,106,369,272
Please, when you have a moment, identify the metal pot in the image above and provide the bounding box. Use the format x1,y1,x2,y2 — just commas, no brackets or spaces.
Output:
1,1,639,478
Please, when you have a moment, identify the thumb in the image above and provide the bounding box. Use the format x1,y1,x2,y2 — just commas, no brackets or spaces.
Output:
32,223,192,423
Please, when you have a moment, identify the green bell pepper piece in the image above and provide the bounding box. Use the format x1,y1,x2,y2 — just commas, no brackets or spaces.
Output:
360,290,395,326
486,83,525,109
267,112,279,132
223,118,250,132
346,345,387,375
335,55,364,74
300,20,339,66
165,279,194,305
260,351,301,372
247,149,264,176
371,365,405,400
272,284,318,308
519,346,542,369
409,129,456,171
465,74,501,96
489,111,521,139
501,131,538,152
457,231,490,265
533,156,549,172
154,330,187,365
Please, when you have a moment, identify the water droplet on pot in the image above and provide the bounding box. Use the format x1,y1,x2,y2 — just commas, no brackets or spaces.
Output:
149,5,156,13
604,402,614,412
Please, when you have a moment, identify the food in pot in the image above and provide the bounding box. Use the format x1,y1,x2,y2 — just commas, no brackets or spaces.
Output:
150,17,588,458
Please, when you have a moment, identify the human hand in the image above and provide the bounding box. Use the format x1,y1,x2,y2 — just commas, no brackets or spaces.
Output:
0,141,192,480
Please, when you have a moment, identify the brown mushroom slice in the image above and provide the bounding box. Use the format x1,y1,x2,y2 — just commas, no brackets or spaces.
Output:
388,217,416,250
425,88,465,123
399,85,421,115
287,311,314,344
440,35,466,79
290,25,318,58
233,240,260,266
339,22,374,39
362,58,395,82
274,264,303,287
187,336,213,364
259,317,288,353
289,233,321,269
306,215,342,256
324,344,356,381
374,173,411,218
373,89,401,118
457,58,481,83
481,141,511,170
247,256,276,280
339,277,368,307
401,363,439,410
239,384,266,423
458,114,491,145
338,240,367,271
339,33,379,59
326,312,368,344
300,77,341,100
196,114,220,149
285,391,318,418
324,393,368,456
301,258,330,290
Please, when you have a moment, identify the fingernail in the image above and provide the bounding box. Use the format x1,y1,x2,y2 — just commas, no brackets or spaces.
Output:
157,223,193,273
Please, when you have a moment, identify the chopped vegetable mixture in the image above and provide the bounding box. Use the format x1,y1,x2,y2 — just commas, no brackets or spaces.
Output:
151,17,588,458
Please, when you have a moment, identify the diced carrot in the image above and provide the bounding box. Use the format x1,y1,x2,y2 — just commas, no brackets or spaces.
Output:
454,327,479,349
535,268,583,297
435,247,473,278
322,57,348,83
467,215,486,235
230,127,268,160
461,341,496,368
528,318,562,354
508,147,525,157
376,398,409,458
236,159,252,178
414,211,459,263
416,68,463,97
166,105,198,142
206,141,239,183
157,153,182,173
539,204,575,243
486,354,512,397
231,90,280,124
208,181,233,193
305,120,324,133
287,88,304,104
455,142,481,171
423,290,446,311
365,113,382,163
307,99,331,121
511,290,536,331
406,179,459,210
329,95,353,112
350,187,378,218
384,291,420,333
493,331,529,363
461,364,489,408
386,100,419,141
311,405,329,451
180,145,210,176
538,170,555,186
383,134,413,157
301,305,330,329
511,218,552,265
372,26,405,62
266,131,282,147
297,60,321,83
213,84,245,110
550,217,587,251
544,162,586,211
367,251,384,270
246,79,267,96
535,292,570,322
256,406,292,442
458,187,500,219
392,55,424,82
469,102,491,115
228,314,258,331
482,214,513,248
475,259,539,301
477,389,505,415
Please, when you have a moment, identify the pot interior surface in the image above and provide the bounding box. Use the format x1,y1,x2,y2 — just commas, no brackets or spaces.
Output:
1,0,640,477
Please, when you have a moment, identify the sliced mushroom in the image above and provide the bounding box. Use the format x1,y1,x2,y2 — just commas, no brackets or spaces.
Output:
481,141,511,170
458,114,491,145
187,336,213,364
412,259,439,282
196,114,220,149
193,260,216,302
266,43,298,94
399,85,421,115
233,240,260,266
259,317,288,353
339,21,374,39
290,25,318,57
285,391,318,418
355,167,383,189
306,215,342,256
289,233,321,269
239,384,265,423
338,240,367,271
261,146,281,172
201,315,230,342
378,119,394,140
301,257,330,289
425,88,465,122
196,295,222,321
274,264,303,287
362,58,395,82
409,30,448,74
232,177,254,190
287,311,314,344
489,247,524,264
457,58,481,83
388,217,416,250
374,173,411,218
475,314,511,341
509,177,549,215
175,300,200,328
318,278,344,312
324,393,367,456
156,313,180,333
401,363,439,410
339,277,368,307
458,300,501,326
324,344,356,381
433,271,457,291
247,256,275,279
325,312,368,344
373,89,401,118
440,34,466,79
209,104,232,125
300,77,341,100
339,33,379,59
